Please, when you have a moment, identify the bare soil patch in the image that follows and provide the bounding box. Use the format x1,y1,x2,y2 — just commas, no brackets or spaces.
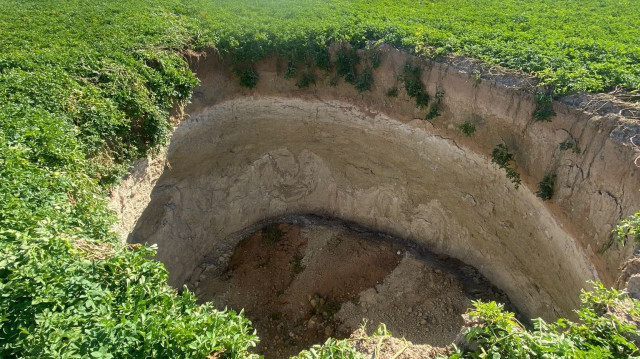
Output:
191,218,513,358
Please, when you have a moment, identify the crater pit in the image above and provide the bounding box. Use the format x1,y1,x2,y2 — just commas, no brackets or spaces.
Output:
110,46,640,356
190,217,512,358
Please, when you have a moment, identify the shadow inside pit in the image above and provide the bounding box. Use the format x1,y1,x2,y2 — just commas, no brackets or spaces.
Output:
186,215,519,358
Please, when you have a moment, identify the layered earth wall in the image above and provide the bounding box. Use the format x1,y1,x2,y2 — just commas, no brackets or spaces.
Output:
111,46,640,321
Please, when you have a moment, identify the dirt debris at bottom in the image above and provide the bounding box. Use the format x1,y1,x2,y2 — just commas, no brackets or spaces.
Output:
190,218,513,358
348,327,451,359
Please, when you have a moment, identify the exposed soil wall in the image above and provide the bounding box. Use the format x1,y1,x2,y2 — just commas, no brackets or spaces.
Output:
111,45,640,322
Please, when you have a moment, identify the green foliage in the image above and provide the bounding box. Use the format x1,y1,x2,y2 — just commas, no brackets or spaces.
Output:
262,224,284,245
194,0,640,97
297,71,317,89
534,91,556,122
0,1,259,357
386,86,399,98
314,48,332,71
560,140,582,154
452,283,639,359
471,70,482,86
290,254,305,274
0,234,258,358
234,66,259,88
614,211,640,246
292,337,364,359
425,103,440,120
458,121,476,137
504,168,522,189
355,67,374,92
536,173,556,201
491,144,514,168
285,61,298,79
368,48,382,69
491,144,521,189
400,62,430,108
425,89,444,120
336,46,361,85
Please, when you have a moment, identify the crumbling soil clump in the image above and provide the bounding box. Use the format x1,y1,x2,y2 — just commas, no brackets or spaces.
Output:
191,219,513,358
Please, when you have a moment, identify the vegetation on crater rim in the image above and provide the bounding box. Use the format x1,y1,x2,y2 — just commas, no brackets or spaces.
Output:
1,0,639,358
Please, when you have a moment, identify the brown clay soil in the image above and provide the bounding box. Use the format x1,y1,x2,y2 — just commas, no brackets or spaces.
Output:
191,219,513,358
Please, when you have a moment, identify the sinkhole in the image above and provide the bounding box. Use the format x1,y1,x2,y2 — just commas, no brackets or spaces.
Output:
111,47,640,357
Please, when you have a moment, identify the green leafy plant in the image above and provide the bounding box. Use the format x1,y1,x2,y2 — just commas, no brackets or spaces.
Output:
314,47,331,71
560,140,582,154
262,224,284,245
197,0,640,97
536,173,556,200
534,91,556,122
368,48,382,69
285,61,298,79
292,337,364,359
491,144,521,189
234,66,259,88
491,144,514,167
297,71,317,88
0,233,260,358
400,62,429,108
471,69,482,86
614,210,640,246
386,86,399,97
290,253,305,274
355,66,374,92
458,121,476,136
336,46,360,84
452,283,639,358
425,102,440,120
425,89,444,120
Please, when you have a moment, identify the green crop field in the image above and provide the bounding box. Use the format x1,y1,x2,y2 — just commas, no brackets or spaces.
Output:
1,0,639,358
199,0,640,95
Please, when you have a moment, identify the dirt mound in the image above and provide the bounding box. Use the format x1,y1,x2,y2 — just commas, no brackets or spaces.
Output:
190,219,512,358
348,327,449,359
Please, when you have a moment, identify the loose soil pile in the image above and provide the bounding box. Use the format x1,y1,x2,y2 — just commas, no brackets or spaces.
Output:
190,218,512,358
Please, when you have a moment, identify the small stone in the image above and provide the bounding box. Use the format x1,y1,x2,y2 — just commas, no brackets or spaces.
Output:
307,319,316,329
310,299,317,308
627,274,640,299
324,326,334,337
408,307,413,313
288,331,295,338
397,250,401,255
420,319,427,325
